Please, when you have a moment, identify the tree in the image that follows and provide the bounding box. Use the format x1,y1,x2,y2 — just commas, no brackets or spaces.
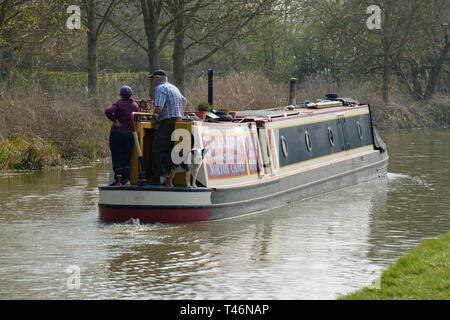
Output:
81,0,117,107
104,0,279,95
305,0,427,103
395,0,449,101
226,1,308,80
0,0,73,80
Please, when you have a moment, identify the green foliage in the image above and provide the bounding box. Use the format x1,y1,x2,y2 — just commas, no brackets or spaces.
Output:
427,97,450,125
13,71,149,98
0,123,110,172
99,72,148,92
76,137,99,161
11,70,30,89
0,135,62,171
196,102,211,111
33,71,88,90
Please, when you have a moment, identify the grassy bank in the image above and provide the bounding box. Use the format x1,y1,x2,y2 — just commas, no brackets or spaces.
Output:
340,232,450,300
0,71,448,171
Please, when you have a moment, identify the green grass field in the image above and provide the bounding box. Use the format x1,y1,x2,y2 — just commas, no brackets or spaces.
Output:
340,232,450,300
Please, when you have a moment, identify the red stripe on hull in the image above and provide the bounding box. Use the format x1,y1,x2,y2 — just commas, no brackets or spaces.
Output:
99,206,211,223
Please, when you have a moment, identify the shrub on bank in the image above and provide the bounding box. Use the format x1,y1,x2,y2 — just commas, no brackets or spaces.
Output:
0,77,111,170
427,96,450,126
0,135,62,171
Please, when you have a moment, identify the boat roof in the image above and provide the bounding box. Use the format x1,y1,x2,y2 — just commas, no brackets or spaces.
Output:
235,109,301,118
234,105,368,120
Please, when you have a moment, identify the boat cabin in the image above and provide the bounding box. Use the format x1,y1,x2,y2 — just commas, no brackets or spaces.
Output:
128,101,377,189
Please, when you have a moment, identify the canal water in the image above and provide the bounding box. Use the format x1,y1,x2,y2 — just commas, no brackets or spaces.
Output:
0,129,448,299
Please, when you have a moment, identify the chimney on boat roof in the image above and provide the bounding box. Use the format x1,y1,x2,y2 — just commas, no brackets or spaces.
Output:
208,69,213,107
289,78,297,106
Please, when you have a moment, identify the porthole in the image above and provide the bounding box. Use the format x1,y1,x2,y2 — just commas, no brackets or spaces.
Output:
328,127,334,147
357,121,363,140
280,136,288,158
305,131,312,152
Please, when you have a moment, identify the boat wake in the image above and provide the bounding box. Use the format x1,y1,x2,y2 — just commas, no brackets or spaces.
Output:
125,217,141,225
387,172,434,190
387,172,410,180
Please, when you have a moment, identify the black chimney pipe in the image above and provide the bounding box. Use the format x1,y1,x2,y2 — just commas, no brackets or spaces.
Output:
289,78,297,105
208,69,213,107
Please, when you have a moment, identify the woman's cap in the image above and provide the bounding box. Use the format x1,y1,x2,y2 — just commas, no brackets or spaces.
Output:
119,86,133,98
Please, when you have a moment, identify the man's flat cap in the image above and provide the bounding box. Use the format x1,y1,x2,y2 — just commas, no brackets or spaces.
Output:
149,69,167,78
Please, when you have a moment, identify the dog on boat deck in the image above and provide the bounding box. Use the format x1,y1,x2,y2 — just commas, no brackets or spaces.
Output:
162,148,208,188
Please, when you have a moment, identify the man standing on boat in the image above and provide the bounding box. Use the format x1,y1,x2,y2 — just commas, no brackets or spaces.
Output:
149,70,186,185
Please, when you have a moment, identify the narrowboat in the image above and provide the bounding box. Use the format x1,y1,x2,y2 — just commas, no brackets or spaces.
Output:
98,80,388,224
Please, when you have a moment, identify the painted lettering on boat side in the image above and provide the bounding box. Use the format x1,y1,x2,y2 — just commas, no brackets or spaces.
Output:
207,163,246,177
197,124,264,179
202,130,249,179
208,163,230,176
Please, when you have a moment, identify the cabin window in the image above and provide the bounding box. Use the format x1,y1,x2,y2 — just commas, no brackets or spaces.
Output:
357,121,363,140
280,136,288,158
305,131,312,152
328,127,334,147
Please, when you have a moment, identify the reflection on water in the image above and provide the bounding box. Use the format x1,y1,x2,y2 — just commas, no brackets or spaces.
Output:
0,129,449,299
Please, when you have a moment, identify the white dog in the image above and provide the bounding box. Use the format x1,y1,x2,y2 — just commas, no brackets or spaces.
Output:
162,148,208,188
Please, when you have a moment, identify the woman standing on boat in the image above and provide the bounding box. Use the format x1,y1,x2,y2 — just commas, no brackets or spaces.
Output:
104,86,139,186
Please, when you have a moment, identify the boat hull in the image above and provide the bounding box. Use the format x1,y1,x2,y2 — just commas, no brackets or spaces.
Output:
99,206,211,223
98,186,213,223
209,149,388,220
98,148,388,223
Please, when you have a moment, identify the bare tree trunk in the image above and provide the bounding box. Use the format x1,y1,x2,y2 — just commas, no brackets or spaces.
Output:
86,0,99,108
382,45,390,103
147,21,160,72
409,64,424,101
424,35,449,101
382,61,390,103
172,0,185,92
87,37,99,106
141,0,162,97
